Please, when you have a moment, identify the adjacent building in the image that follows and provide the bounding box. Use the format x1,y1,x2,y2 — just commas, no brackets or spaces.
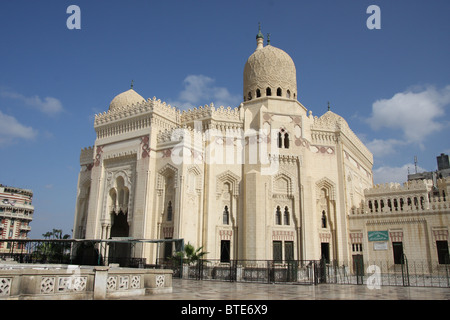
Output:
0,184,34,255
350,155,450,268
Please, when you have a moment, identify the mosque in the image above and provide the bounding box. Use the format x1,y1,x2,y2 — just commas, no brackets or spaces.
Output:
74,27,404,266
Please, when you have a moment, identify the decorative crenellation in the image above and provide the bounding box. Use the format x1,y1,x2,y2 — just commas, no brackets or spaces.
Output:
95,97,241,140
95,115,153,139
311,111,373,165
95,97,179,125
80,146,94,165
365,179,432,196
350,179,450,215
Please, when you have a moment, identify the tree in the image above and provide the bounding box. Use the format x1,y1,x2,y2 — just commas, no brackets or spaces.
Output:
34,228,71,263
173,242,208,265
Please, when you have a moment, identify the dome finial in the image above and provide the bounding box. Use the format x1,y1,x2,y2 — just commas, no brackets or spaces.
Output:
131,80,134,89
327,101,331,111
256,22,264,39
266,33,271,45
256,23,264,50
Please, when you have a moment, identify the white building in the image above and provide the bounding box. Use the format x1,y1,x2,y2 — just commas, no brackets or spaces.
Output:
73,29,374,265
349,175,450,267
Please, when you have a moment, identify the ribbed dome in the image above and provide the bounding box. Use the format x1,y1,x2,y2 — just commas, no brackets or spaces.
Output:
243,44,297,102
109,89,145,111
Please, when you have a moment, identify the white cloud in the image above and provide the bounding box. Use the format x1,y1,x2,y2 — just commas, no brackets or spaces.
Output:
367,85,450,144
0,111,37,146
373,163,427,185
365,138,406,157
170,75,241,109
0,89,63,115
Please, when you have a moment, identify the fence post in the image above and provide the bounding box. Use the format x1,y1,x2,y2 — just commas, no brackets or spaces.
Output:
401,254,410,287
93,266,109,300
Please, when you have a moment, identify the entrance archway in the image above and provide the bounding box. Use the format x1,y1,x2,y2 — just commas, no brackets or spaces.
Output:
109,210,130,265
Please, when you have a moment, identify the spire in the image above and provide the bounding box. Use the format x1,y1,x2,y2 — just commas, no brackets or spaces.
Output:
131,80,134,89
256,22,264,39
256,23,264,50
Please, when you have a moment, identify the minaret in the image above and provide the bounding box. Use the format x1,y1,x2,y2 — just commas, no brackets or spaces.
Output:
256,23,264,50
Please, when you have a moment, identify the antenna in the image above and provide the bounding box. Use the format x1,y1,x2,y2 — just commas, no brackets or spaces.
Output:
414,156,418,174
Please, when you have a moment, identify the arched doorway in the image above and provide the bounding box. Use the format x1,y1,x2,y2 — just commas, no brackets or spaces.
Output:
109,210,130,266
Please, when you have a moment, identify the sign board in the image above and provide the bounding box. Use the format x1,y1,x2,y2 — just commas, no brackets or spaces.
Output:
368,231,389,241
373,241,388,251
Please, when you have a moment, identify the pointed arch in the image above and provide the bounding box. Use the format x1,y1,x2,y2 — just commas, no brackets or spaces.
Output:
157,163,179,190
315,177,336,201
186,164,202,193
272,169,294,197
216,170,240,197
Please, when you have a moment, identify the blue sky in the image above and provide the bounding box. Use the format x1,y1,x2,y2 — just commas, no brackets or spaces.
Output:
0,0,449,238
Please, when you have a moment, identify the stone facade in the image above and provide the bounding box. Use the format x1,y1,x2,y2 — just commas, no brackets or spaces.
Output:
73,30,376,265
0,185,33,255
349,178,450,265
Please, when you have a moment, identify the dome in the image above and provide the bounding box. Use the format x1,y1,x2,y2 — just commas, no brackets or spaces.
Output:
243,35,297,102
109,89,145,111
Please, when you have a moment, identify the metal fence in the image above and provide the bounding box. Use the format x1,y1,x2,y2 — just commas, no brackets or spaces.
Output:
325,258,450,288
158,258,450,288
159,259,322,285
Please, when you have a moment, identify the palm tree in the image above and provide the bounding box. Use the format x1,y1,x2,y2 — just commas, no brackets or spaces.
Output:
173,242,207,265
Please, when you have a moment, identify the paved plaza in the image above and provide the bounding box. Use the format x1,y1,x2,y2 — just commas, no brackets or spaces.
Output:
129,278,450,300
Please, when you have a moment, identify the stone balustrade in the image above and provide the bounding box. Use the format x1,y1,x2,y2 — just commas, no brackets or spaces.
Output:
0,264,172,300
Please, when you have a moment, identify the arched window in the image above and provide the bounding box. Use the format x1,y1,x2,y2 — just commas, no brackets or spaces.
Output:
286,90,291,99
284,207,290,225
278,128,289,149
321,210,327,228
247,92,252,101
256,89,261,98
275,206,282,225
266,87,271,96
284,133,289,149
277,132,283,148
223,206,230,225
277,88,282,97
167,201,173,221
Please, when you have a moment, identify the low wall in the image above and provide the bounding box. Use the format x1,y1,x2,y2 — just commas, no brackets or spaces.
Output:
0,264,172,300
